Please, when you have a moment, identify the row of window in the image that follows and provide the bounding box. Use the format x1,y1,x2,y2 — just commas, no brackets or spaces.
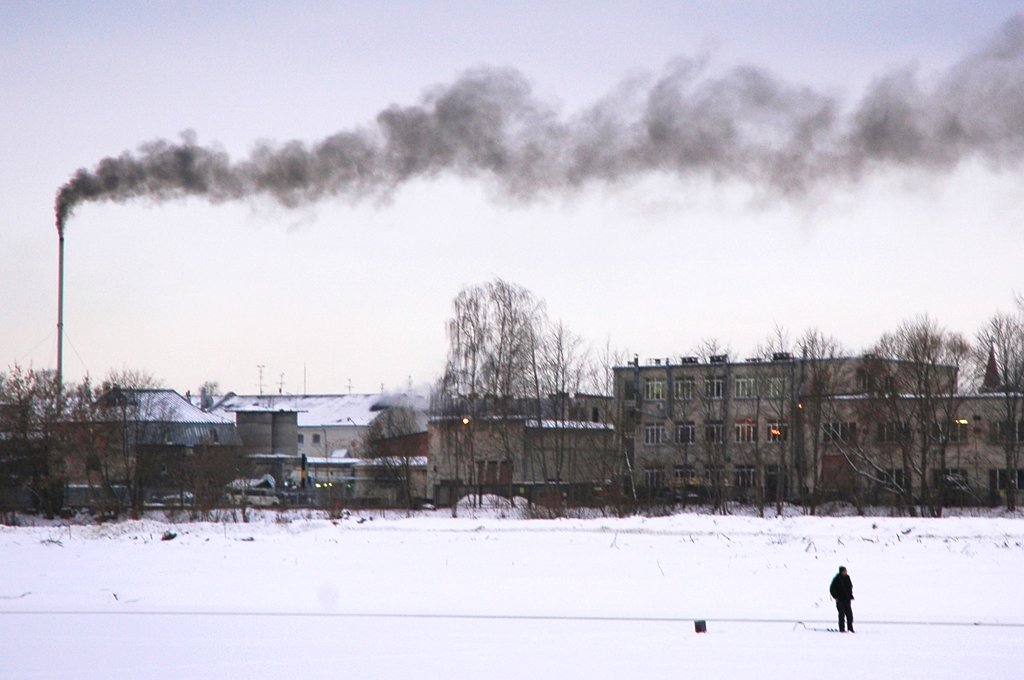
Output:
642,376,789,401
642,464,769,489
643,421,788,445
836,420,1006,445
642,465,1024,492
856,467,1024,493
877,421,970,444
642,419,1003,447
297,433,321,445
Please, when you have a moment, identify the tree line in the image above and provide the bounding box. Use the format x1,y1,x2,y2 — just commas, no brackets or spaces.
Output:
4,280,1023,519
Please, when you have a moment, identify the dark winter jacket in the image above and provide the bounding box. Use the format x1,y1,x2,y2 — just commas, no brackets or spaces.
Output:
830,573,854,601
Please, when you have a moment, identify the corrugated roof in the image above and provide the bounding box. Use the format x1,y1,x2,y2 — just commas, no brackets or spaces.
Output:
143,422,242,447
105,389,234,425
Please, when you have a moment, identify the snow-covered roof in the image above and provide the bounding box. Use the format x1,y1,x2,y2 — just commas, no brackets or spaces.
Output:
103,389,234,425
355,456,428,468
303,455,428,468
209,393,427,428
526,419,614,430
227,474,276,490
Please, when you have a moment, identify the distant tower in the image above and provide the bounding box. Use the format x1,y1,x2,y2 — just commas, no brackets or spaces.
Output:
981,345,1002,393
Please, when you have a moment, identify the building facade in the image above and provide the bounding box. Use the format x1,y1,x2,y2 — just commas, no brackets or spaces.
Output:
614,352,1023,510
427,394,619,507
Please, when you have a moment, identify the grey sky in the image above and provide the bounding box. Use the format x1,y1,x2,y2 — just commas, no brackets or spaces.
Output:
3,1,1023,394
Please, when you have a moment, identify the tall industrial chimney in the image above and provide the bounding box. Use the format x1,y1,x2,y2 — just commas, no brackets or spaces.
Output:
56,227,64,387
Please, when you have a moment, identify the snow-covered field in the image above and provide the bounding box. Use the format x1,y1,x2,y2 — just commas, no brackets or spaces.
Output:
3,504,1024,679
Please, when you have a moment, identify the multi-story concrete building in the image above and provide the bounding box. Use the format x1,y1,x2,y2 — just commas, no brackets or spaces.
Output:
614,352,1021,509
614,352,804,507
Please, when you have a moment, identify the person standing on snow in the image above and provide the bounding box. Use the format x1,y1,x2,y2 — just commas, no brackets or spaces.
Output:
829,566,854,632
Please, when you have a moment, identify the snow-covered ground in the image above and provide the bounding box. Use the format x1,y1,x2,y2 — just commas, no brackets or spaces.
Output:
3,504,1024,679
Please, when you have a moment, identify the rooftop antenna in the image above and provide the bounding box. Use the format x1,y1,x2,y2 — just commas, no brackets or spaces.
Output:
346,378,352,394
257,364,266,395
277,372,285,395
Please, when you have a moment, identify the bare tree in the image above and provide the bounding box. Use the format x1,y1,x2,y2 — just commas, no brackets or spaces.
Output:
0,365,68,517
690,338,732,514
80,370,167,517
739,336,786,518
484,280,545,506
850,317,969,517
595,340,636,515
436,279,545,514
196,380,221,410
796,329,846,515
754,326,798,515
363,406,426,510
171,430,243,519
437,284,489,515
975,305,1024,511
532,320,585,509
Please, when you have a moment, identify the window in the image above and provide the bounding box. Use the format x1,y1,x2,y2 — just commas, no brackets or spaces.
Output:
674,377,694,401
734,420,757,443
644,378,666,400
478,460,512,485
674,464,696,483
734,465,756,488
704,465,725,486
312,433,321,444
704,421,724,443
879,468,905,491
949,420,969,444
767,421,788,442
930,421,970,444
643,467,665,489
991,420,1024,444
644,423,666,445
764,377,786,399
675,422,696,444
297,434,304,444
934,468,968,490
878,421,910,444
823,422,856,443
990,468,1024,492
705,376,725,400
860,370,895,393
734,377,756,399
856,369,871,392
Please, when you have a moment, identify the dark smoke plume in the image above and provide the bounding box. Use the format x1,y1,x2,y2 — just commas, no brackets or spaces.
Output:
55,16,1024,232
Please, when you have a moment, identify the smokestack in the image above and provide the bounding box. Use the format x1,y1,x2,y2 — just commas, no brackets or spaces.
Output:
56,225,65,388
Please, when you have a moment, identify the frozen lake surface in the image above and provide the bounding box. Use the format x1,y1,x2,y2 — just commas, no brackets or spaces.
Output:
3,507,1023,678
